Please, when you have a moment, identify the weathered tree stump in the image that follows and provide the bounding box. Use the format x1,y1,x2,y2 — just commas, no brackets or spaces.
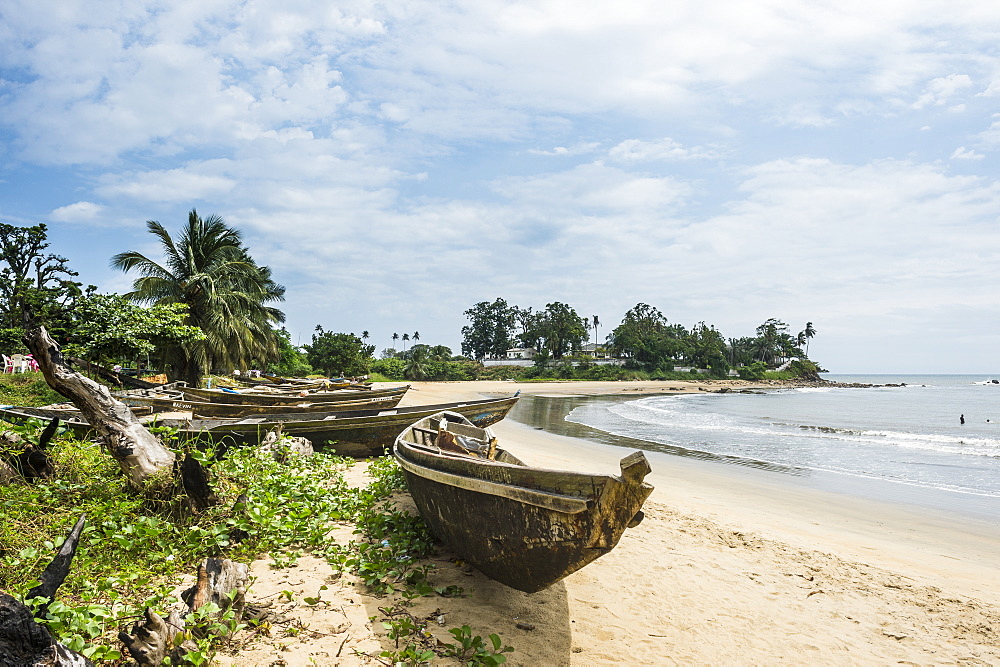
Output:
26,516,87,612
23,325,175,487
0,420,57,481
181,558,248,624
0,516,92,666
0,457,20,485
259,427,314,462
0,592,93,666
118,607,195,666
120,558,248,664
178,453,218,511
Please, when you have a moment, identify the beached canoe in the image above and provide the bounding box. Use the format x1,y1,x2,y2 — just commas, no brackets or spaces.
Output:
393,411,654,593
178,384,408,405
2,395,520,458
118,391,404,417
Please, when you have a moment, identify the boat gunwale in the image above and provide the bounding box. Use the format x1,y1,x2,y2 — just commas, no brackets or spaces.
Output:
394,442,592,513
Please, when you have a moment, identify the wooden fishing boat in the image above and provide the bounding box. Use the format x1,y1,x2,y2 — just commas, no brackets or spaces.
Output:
119,391,404,417
178,384,408,405
3,395,521,458
232,376,352,389
394,411,653,593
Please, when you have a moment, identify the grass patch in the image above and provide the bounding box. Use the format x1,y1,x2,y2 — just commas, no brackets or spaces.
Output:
0,371,66,407
0,426,513,663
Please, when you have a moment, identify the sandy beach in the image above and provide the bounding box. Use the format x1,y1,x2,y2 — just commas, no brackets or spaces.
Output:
222,380,1000,665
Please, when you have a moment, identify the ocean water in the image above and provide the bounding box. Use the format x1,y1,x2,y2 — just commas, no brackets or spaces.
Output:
507,375,1000,520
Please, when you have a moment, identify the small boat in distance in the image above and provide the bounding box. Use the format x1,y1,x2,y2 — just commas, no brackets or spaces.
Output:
394,411,654,593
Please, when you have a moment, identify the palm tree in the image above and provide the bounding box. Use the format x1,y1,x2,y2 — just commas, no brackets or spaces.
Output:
404,346,431,379
412,331,420,344
392,332,399,348
111,209,285,384
361,330,370,343
402,333,410,350
592,315,600,348
804,322,817,357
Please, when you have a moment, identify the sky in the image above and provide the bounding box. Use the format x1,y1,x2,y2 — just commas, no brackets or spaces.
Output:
1,0,999,374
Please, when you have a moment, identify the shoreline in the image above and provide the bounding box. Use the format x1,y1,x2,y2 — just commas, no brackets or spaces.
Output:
400,381,1000,600
226,379,1000,664
406,380,1000,662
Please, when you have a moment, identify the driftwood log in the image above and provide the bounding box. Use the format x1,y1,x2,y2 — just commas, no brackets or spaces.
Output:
120,558,248,665
0,417,59,482
0,516,92,666
23,325,175,487
179,453,218,511
118,607,196,666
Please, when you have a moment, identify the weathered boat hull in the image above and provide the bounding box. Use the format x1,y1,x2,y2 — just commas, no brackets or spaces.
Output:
178,384,408,405
120,392,404,417
175,395,519,456
394,412,653,593
4,396,520,458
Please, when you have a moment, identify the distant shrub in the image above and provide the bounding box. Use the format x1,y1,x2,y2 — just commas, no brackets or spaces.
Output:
737,361,768,380
371,358,406,381
475,365,527,381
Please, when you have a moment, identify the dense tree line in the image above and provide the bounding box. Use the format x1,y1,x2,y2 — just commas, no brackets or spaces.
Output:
1,216,822,387
461,298,819,378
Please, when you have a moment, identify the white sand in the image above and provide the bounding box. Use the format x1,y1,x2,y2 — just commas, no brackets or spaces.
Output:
220,380,1000,665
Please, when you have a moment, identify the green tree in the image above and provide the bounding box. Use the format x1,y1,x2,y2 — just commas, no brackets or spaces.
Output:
803,321,817,357
608,303,688,371
0,222,90,343
685,322,729,376
727,336,756,368
533,302,587,359
752,318,801,366
111,209,286,384
404,346,431,380
428,345,452,361
513,306,542,350
268,327,313,377
461,298,517,360
306,327,375,377
62,294,205,370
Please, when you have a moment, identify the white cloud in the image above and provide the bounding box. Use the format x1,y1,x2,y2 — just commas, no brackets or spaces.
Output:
608,138,720,162
97,166,236,202
528,143,601,157
951,146,984,160
49,201,104,222
912,73,974,109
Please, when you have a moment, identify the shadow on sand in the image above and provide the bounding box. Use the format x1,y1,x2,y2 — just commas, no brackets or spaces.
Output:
362,542,573,666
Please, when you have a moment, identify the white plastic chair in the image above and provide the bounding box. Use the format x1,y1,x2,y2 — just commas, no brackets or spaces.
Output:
9,354,28,373
1,355,12,373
